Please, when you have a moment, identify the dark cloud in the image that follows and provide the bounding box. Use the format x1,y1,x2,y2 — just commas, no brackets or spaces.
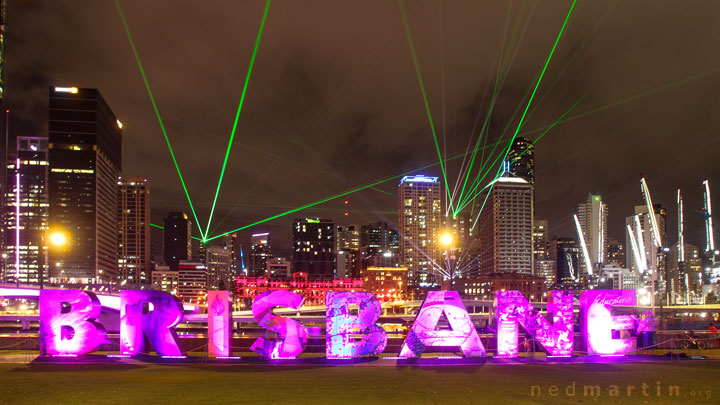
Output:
5,0,720,258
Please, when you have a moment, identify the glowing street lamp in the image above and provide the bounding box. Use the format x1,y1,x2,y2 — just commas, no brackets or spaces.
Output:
39,229,70,289
440,233,456,290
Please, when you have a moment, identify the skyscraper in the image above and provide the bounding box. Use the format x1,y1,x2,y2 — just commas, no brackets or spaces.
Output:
249,232,272,277
48,86,122,284
205,245,232,290
360,221,399,269
117,176,150,284
576,193,608,271
292,218,334,279
606,238,625,267
508,137,534,186
477,172,534,274
221,232,242,276
398,175,441,288
164,211,191,271
2,137,48,284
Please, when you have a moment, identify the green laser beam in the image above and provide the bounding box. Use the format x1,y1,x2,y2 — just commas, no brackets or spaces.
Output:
150,223,203,241
205,151,470,242
204,0,272,240
115,0,205,240
493,0,577,180
398,0,453,212
455,94,586,214
519,66,720,137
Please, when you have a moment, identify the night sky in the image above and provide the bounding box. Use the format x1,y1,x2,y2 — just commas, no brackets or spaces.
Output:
5,0,720,258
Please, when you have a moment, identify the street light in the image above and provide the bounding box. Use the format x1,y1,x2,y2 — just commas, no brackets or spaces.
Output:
440,233,455,290
39,229,69,289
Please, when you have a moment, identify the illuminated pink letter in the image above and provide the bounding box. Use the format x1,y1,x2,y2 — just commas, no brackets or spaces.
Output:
580,289,636,356
120,290,185,356
399,291,486,358
250,290,307,359
208,291,232,357
496,290,574,358
326,292,387,359
39,289,107,356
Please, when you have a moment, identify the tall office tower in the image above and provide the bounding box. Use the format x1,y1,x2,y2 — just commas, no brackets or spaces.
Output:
624,204,667,278
576,194,608,273
477,172,534,274
550,237,581,284
398,175,441,289
292,218,335,279
441,212,472,254
163,211,191,271
221,232,242,276
533,219,549,259
336,225,361,278
0,1,7,255
2,137,48,283
606,238,625,266
336,225,360,252
177,260,206,304
205,246,232,289
249,232,272,277
507,137,534,186
48,87,122,284
667,243,703,302
117,176,150,285
360,221,399,269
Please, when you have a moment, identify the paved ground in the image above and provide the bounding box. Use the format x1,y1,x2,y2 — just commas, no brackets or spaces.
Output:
1,352,720,404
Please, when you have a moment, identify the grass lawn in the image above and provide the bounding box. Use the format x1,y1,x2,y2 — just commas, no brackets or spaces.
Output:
1,358,720,404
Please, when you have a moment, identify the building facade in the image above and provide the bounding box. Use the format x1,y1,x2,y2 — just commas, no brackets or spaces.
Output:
249,232,272,277
177,260,206,304
2,137,49,284
398,175,441,288
205,246,233,290
576,193,608,272
48,86,122,284
163,211,191,271
292,218,335,279
117,176,150,285
477,173,533,274
234,272,363,308
363,266,407,302
508,137,534,186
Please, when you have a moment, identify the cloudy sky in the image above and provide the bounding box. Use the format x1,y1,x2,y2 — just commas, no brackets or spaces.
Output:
6,0,720,257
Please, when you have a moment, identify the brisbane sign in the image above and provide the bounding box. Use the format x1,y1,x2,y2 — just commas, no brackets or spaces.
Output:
38,288,644,361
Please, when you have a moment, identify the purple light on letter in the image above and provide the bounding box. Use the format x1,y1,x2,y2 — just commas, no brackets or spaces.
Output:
250,290,307,359
580,289,636,356
120,290,185,357
496,290,573,358
326,291,387,359
399,291,486,358
207,291,232,358
39,289,108,356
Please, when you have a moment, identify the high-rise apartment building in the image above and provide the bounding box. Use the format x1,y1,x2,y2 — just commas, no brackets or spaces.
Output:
576,194,608,272
163,211,191,271
477,172,533,274
2,137,49,284
606,238,625,266
249,232,272,277
360,221,399,269
205,246,232,290
292,218,334,279
508,137,534,186
48,86,122,284
117,176,150,284
221,232,242,276
533,219,549,259
398,175,441,288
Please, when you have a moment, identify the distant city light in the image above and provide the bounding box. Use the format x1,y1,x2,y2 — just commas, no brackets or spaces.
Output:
116,119,123,128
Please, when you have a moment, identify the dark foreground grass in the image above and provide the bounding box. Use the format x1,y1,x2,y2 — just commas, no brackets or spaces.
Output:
2,360,720,404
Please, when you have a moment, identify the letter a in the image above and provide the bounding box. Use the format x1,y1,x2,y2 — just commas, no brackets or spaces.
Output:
399,291,486,358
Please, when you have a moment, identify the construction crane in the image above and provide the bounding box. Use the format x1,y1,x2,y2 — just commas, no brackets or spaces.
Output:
626,223,645,273
573,214,594,278
640,177,665,315
701,179,716,260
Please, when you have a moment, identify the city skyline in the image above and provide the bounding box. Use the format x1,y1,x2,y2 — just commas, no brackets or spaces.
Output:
2,1,718,254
